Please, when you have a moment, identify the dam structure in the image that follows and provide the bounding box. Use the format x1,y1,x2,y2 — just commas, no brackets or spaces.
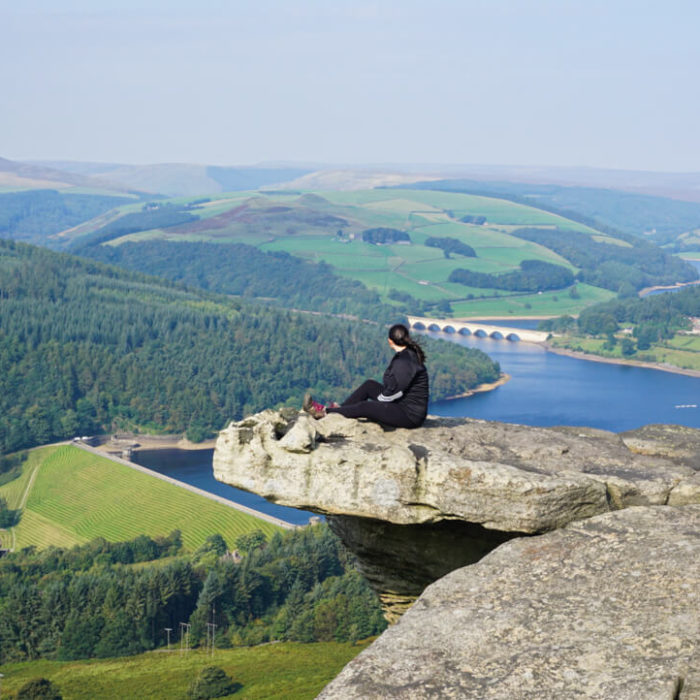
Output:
407,316,549,344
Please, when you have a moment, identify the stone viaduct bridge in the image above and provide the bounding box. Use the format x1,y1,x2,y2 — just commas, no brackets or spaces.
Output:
407,316,549,344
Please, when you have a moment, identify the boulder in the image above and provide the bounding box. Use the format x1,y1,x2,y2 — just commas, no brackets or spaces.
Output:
318,505,700,700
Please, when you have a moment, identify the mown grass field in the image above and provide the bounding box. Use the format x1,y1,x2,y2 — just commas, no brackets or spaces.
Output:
0,446,281,552
0,641,368,700
450,284,615,317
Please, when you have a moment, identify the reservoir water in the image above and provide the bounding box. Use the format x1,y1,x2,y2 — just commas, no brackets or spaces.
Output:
427,330,700,431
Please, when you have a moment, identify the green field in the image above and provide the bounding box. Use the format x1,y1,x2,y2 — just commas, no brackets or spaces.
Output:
450,284,615,317
0,446,282,552
0,641,368,700
69,186,635,316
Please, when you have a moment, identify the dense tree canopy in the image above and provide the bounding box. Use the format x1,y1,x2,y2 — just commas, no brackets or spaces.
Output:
81,240,400,324
361,228,410,244
449,259,575,292
510,228,697,292
71,203,199,249
425,236,476,258
0,524,385,663
541,285,700,338
0,240,500,451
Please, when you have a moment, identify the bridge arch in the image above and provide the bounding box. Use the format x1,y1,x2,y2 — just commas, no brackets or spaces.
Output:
406,316,548,344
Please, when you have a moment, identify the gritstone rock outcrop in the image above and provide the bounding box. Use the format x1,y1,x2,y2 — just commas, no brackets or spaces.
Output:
318,505,700,700
213,410,700,619
213,411,700,697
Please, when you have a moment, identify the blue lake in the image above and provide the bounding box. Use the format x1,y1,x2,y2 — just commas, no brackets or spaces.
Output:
427,330,700,432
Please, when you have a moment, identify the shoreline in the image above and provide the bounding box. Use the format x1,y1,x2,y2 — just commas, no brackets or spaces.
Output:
444,373,511,400
98,434,217,453
545,344,700,378
638,280,700,296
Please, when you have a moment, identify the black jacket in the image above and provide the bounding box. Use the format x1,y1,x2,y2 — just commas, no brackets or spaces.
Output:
378,347,429,426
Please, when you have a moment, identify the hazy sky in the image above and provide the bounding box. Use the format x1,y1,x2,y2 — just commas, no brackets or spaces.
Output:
2,0,699,171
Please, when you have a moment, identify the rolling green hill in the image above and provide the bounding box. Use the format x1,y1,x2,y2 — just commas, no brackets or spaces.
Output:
68,187,696,318
405,178,700,249
0,446,281,552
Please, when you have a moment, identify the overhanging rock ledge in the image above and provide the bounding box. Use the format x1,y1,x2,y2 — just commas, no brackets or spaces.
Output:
213,409,700,620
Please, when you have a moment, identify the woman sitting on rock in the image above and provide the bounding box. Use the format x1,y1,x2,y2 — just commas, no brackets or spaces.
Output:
303,323,429,429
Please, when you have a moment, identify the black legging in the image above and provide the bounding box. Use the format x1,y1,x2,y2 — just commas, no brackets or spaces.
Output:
326,379,418,429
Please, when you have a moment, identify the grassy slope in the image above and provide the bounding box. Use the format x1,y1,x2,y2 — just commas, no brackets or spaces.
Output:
0,642,368,700
0,446,281,552
70,188,629,317
89,190,615,315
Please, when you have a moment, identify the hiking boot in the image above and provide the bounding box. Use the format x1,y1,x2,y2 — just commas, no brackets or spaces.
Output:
303,393,326,419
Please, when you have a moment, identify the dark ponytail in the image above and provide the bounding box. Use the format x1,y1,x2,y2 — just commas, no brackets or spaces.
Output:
388,323,426,365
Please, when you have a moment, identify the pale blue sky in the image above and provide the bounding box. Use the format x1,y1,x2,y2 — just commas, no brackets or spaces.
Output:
2,0,699,170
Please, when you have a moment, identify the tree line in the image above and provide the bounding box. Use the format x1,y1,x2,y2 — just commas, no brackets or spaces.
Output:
401,179,700,245
71,203,199,249
449,259,575,292
425,236,476,258
510,227,697,294
0,239,501,452
0,524,385,663
540,285,700,350
361,228,410,244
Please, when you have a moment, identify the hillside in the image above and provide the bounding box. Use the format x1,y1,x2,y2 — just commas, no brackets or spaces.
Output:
0,445,281,552
405,178,700,250
69,188,696,318
29,160,315,197
0,239,500,453
0,519,384,674
543,284,700,371
0,156,137,195
0,188,137,247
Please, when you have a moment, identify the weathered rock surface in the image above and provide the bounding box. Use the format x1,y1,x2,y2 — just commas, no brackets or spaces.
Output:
318,505,700,700
214,410,700,619
213,410,699,533
620,423,700,468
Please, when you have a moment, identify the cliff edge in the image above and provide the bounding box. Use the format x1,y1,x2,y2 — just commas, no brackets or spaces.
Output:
214,410,699,618
319,504,700,700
